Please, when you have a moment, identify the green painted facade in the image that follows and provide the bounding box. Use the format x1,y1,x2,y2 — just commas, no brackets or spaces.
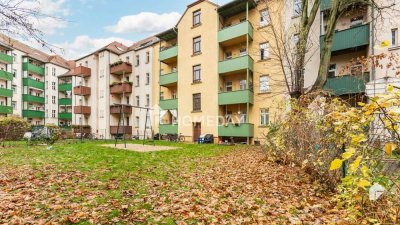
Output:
0,87,12,97
58,83,72,91
22,62,45,76
159,72,178,86
23,94,45,104
0,105,12,114
218,21,253,43
0,70,13,81
159,99,178,110
320,24,370,52
58,112,72,120
218,123,254,137
23,78,45,90
23,110,45,118
159,45,178,62
59,98,72,105
218,55,254,74
324,72,370,96
159,124,178,134
0,52,13,64
218,90,254,105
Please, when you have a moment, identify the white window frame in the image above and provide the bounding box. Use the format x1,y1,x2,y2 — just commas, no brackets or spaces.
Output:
260,43,269,60
260,108,269,126
260,75,270,93
260,9,269,26
392,28,398,47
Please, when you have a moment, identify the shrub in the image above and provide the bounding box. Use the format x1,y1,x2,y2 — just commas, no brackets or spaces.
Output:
0,116,31,145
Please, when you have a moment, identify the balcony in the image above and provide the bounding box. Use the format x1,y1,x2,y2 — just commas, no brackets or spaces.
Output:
321,0,332,11
74,106,91,115
110,62,132,75
110,105,133,114
159,124,178,134
0,52,13,64
0,70,13,81
218,90,254,105
110,83,133,94
23,94,45,104
58,112,72,120
22,62,45,76
70,66,91,77
0,87,12,97
218,55,254,75
110,126,133,135
23,110,45,118
218,21,253,45
159,72,178,86
59,98,72,105
159,45,178,63
0,105,12,114
73,125,91,134
324,72,370,96
218,123,254,137
320,24,370,52
58,83,72,91
73,86,91,96
23,78,45,90
159,99,178,110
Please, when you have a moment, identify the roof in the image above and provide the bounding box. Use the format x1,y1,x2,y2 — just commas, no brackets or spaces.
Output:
0,33,72,69
175,0,219,27
127,36,159,51
218,0,257,18
155,28,178,41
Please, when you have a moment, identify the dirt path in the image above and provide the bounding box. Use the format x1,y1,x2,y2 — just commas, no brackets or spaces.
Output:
129,147,345,224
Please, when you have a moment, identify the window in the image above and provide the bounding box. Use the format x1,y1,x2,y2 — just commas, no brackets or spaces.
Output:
193,93,201,112
193,9,201,26
392,28,398,47
172,91,177,99
260,108,269,126
293,0,302,17
350,16,363,27
52,68,56,76
126,56,130,62
12,53,16,62
239,48,247,56
146,52,150,63
136,75,140,86
293,33,300,45
160,92,164,100
260,75,270,93
13,69,16,77
193,36,201,54
146,94,150,107
193,65,201,82
100,110,104,118
46,95,48,104
225,82,233,92
260,43,269,60
46,66,49,76
225,52,232,60
12,85,16,93
52,82,56,90
52,96,56,104
126,96,130,104
239,80,247,90
328,64,336,78
46,81,48,90
12,101,16,109
136,55,140,66
146,73,150,85
52,110,56,118
136,96,140,106
136,116,140,128
260,9,269,26
351,63,362,76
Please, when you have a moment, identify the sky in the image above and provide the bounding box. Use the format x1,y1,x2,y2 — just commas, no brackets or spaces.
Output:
26,0,231,59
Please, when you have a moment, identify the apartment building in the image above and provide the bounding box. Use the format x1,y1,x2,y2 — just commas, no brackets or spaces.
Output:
0,35,73,126
155,0,287,144
66,37,158,139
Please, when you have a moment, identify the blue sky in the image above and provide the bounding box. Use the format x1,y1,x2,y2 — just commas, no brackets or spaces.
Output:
31,0,230,59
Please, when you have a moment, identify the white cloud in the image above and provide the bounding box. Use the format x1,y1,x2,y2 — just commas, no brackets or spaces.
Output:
105,12,181,34
54,35,134,59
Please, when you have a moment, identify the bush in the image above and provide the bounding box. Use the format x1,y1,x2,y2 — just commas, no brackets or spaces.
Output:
0,116,31,145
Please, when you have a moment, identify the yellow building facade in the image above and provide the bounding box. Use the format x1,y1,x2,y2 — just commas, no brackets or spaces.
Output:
155,0,286,144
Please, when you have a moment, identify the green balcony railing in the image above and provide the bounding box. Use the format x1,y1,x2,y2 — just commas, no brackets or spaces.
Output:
23,110,45,118
159,72,178,86
23,78,45,90
159,124,178,134
324,72,370,96
218,90,254,105
23,94,45,104
159,45,178,62
218,21,254,44
59,98,72,105
159,99,178,110
22,62,45,75
320,24,370,52
0,70,13,81
218,55,254,74
321,0,332,11
0,52,13,64
0,105,12,114
58,112,72,120
218,123,254,137
0,87,12,97
58,83,72,91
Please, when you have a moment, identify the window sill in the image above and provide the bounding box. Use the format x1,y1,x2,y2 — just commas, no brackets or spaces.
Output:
191,81,202,85
291,15,300,20
191,23,202,29
191,110,202,113
389,46,400,51
257,58,271,63
257,91,271,95
257,24,270,30
192,52,202,57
